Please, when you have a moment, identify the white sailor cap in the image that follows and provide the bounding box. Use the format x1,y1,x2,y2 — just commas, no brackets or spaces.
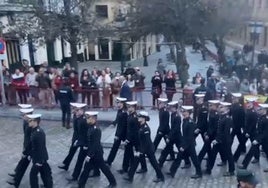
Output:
85,111,99,116
70,102,79,107
138,111,149,117
231,93,242,98
195,94,205,98
220,102,232,106
245,97,258,102
181,106,194,111
71,103,87,109
116,97,127,102
208,100,220,104
126,101,138,106
258,103,268,109
168,101,179,106
18,104,32,109
157,98,168,102
19,108,34,114
27,114,42,119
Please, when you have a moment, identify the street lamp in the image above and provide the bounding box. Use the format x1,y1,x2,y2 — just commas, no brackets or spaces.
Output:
249,21,263,67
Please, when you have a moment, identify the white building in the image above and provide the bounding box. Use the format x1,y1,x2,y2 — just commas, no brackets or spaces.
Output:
0,0,159,69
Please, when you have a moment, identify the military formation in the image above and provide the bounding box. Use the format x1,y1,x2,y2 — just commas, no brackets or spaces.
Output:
6,91,268,187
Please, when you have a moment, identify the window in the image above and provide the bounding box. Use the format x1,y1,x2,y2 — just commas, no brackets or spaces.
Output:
96,5,108,18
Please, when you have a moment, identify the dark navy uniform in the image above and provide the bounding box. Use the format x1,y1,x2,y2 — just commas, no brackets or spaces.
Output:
207,114,235,175
158,111,182,167
79,125,116,187
121,112,147,173
30,126,53,188
60,114,79,170
153,107,170,150
235,108,259,162
169,118,202,178
106,108,128,165
241,114,268,168
58,85,74,128
231,103,246,156
127,123,164,182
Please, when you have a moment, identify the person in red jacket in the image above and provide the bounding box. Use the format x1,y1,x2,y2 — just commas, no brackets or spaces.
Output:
68,72,79,102
51,69,62,105
12,69,28,104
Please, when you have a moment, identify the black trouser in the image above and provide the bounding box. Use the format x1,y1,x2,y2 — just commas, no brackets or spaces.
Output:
122,142,147,172
30,162,53,188
207,142,234,173
242,144,260,168
231,129,247,154
198,138,212,164
78,156,116,186
158,140,190,167
60,103,71,126
128,152,164,180
106,138,124,165
170,145,201,176
72,147,100,180
154,132,175,159
13,156,31,187
62,145,79,169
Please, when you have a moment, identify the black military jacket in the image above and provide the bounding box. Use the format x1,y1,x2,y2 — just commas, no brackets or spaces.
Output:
206,110,219,140
244,109,258,138
76,115,89,146
231,103,245,131
22,120,32,156
256,115,268,143
138,123,155,154
216,114,232,144
196,105,208,134
31,126,49,164
168,112,181,142
87,125,103,158
114,109,128,140
157,107,170,134
181,118,196,150
126,112,139,147
58,85,74,105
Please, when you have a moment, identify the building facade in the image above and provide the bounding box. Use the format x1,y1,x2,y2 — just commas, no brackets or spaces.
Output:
0,0,159,69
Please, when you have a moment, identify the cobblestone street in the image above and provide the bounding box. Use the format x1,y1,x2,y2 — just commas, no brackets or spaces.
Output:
1,117,268,188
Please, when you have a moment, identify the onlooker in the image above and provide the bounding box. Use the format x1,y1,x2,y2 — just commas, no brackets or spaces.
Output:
68,72,79,102
192,72,203,85
180,61,190,88
164,70,176,102
120,75,132,101
249,79,258,95
132,67,145,109
36,68,52,109
105,67,114,107
26,67,38,104
240,79,250,95
91,69,100,108
207,73,217,99
80,69,91,105
97,70,111,111
51,69,62,105
151,71,162,109
62,63,72,78
111,72,122,106
156,58,166,78
215,78,227,99
206,65,214,79
12,69,27,104
2,67,11,104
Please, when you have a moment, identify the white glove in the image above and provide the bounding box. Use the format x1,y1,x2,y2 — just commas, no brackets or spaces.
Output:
85,156,91,162
114,136,119,140
27,156,31,161
35,163,43,167
194,129,200,134
179,147,184,152
134,151,140,157
73,140,78,146
83,146,88,150
252,140,258,145
245,133,250,138
212,140,218,145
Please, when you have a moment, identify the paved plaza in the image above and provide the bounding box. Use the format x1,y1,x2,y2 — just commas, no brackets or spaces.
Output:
0,117,268,188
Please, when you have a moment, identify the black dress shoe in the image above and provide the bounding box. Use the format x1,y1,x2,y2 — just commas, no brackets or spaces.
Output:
123,176,133,183
117,169,127,174
65,177,77,182
58,165,68,171
181,164,191,169
223,172,235,177
217,162,226,166
153,177,165,183
166,172,174,178
191,174,202,179
8,173,16,177
106,183,117,188
251,159,259,164
263,168,268,173
136,169,147,174
88,174,100,178
6,181,18,187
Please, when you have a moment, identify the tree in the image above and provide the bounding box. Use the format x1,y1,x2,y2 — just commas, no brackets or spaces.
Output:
8,0,103,69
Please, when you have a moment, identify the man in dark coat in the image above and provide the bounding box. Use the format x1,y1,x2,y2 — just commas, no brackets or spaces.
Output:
167,106,202,179
120,76,132,101
27,114,53,188
205,102,235,176
124,111,164,183
106,97,128,166
78,111,116,188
